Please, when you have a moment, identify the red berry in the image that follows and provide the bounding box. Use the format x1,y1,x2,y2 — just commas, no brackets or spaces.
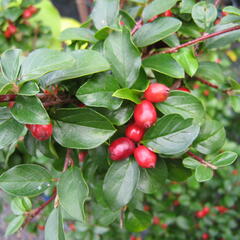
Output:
232,169,238,175
78,151,88,162
164,10,173,17
37,225,45,231
130,236,137,240
215,206,228,214
144,83,170,103
69,223,76,232
120,21,125,26
193,83,200,89
202,233,209,240
152,216,160,225
196,210,205,218
8,101,15,108
134,100,157,128
202,207,210,215
125,123,145,142
109,137,135,161
222,11,228,17
4,28,12,38
23,9,32,19
161,223,168,229
8,24,17,34
134,145,157,168
214,18,221,25
203,90,210,96
143,205,150,211
176,87,190,92
26,124,53,141
28,5,38,14
173,200,180,206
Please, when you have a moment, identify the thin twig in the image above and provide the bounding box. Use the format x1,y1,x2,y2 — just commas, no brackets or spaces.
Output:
120,206,127,228
75,0,89,22
196,77,219,89
63,149,74,172
214,0,221,7
187,151,217,170
146,25,240,56
131,19,143,35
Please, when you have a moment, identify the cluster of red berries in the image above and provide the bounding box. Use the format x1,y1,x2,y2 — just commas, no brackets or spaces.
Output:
196,207,210,218
3,5,38,39
148,10,173,23
109,83,170,168
214,205,228,214
26,123,53,141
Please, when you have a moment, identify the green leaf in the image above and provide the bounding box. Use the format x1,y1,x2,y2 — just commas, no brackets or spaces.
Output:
191,2,217,29
204,23,240,49
133,17,182,47
20,48,75,82
230,95,240,113
183,157,201,169
193,119,226,154
176,216,190,230
172,48,198,76
97,103,134,126
181,0,196,14
76,73,122,110
120,9,136,29
166,160,192,181
103,158,140,210
10,96,50,124
211,151,238,168
60,28,97,43
104,27,141,88
131,67,149,91
143,54,184,78
142,114,199,155
39,50,110,87
195,61,224,83
95,26,116,40
137,159,168,194
125,210,152,232
58,167,89,222
11,197,32,215
19,81,40,96
195,165,213,182
5,215,25,236
0,164,52,196
156,91,205,123
223,6,240,16
142,0,178,22
91,0,119,30
112,88,141,104
0,49,22,83
162,34,180,47
53,108,116,149
0,118,24,149
45,208,65,240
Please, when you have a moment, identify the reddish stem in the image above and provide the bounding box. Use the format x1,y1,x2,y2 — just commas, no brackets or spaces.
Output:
187,151,217,170
131,19,143,35
196,77,219,89
0,94,16,102
150,25,240,55
214,0,221,6
63,149,74,172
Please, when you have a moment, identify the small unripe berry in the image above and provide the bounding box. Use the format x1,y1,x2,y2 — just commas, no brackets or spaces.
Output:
144,83,170,103
134,145,157,168
109,137,135,161
176,87,190,92
26,123,53,141
134,100,157,128
125,123,145,142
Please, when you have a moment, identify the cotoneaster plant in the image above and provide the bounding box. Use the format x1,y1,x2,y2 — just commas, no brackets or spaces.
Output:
0,0,239,239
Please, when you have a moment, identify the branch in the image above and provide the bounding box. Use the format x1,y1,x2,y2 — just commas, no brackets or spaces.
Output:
196,77,219,89
63,149,74,172
150,25,240,55
0,94,17,102
75,0,89,22
131,19,143,35
214,0,221,7
187,151,217,170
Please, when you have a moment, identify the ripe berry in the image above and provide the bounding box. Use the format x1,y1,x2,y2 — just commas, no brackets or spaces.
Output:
202,207,210,215
78,151,88,162
37,225,45,231
232,169,238,175
176,87,190,92
152,216,160,225
202,233,209,240
203,90,210,96
163,10,173,17
28,5,38,14
4,28,12,38
130,236,137,240
134,145,157,168
8,24,17,34
215,206,228,214
69,223,76,232
143,205,150,211
134,100,157,128
125,123,145,142
26,123,53,141
161,223,168,229
173,200,180,206
144,83,170,103
23,9,32,18
109,137,135,161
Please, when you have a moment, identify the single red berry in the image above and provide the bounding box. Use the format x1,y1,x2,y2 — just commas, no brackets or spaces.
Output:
232,169,238,175
144,83,170,103
215,206,228,214
78,151,88,162
28,5,38,14
193,83,200,89
134,100,157,128
203,90,210,96
77,103,86,108
26,123,53,141
173,200,180,206
69,223,76,232
8,24,17,34
8,101,15,108
202,207,210,215
23,9,33,19
202,233,209,240
214,18,221,25
163,10,173,17
222,11,228,16
130,236,137,240
152,216,160,225
109,137,135,161
134,145,157,168
196,210,205,218
120,21,125,26
215,58,222,64
143,205,150,211
161,223,168,229
125,123,145,142
37,225,45,231
4,28,12,38
176,87,190,92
